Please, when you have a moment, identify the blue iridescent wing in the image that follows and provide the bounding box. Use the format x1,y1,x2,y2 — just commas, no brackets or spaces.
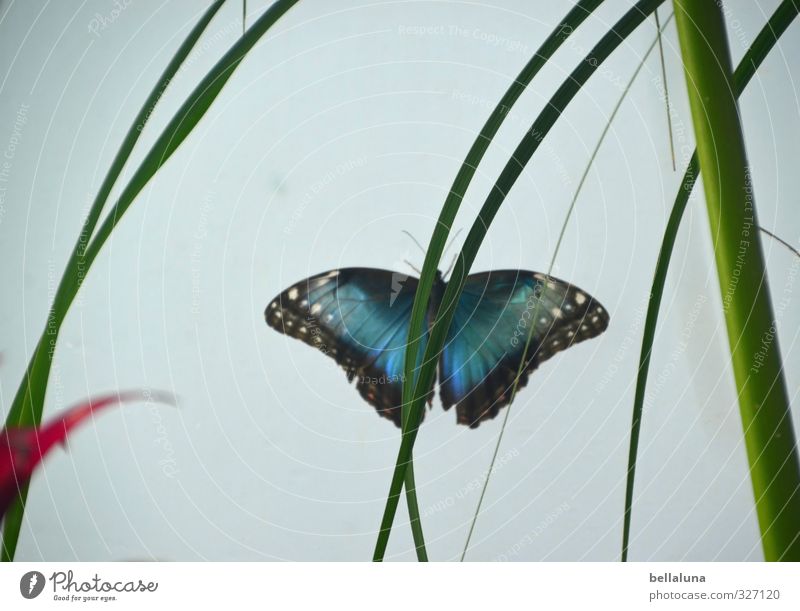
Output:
438,270,609,427
265,268,431,425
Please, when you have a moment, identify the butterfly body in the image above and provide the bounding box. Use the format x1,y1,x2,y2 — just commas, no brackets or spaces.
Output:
266,267,608,428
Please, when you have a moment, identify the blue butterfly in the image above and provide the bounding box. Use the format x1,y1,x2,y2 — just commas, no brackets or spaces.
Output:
265,267,609,428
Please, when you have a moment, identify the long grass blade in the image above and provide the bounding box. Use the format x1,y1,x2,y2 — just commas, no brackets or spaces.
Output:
622,0,800,561
375,0,666,562
0,0,227,561
461,11,676,562
392,0,608,562
1,0,301,561
759,226,800,260
654,9,676,171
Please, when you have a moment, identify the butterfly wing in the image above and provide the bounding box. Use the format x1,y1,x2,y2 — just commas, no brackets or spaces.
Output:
438,270,609,427
265,268,432,426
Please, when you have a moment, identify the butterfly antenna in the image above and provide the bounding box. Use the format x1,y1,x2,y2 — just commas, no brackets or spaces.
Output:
404,259,422,275
443,251,459,278
401,230,427,256
440,228,464,278
441,228,464,260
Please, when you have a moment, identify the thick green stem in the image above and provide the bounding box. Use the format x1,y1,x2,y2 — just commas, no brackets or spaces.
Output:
673,1,800,561
623,0,800,562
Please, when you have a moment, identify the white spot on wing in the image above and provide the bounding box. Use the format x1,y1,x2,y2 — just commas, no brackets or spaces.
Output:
287,288,299,300
574,293,587,305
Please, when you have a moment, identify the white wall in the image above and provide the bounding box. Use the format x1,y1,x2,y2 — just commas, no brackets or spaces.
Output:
0,0,798,560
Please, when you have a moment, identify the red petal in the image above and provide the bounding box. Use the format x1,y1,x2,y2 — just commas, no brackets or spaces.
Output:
0,391,173,518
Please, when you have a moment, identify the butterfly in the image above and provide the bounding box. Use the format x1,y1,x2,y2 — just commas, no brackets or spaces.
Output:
265,267,609,428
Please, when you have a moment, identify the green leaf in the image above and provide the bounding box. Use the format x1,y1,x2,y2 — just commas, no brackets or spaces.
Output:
1,1,226,561
461,9,676,562
2,0,301,562
375,0,665,562
397,0,608,562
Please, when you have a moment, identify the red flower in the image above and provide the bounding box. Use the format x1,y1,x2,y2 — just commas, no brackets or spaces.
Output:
0,391,172,519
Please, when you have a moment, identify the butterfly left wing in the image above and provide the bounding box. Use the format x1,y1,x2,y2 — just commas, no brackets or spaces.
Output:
265,268,431,426
438,270,609,427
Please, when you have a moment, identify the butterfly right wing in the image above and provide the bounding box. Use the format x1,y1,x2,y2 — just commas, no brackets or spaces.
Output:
438,270,609,427
265,268,431,426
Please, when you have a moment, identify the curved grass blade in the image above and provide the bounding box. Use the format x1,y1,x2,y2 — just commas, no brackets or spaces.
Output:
461,10,676,561
375,0,665,562
2,0,301,561
622,0,800,561
0,0,225,561
654,9,676,171
394,0,607,562
79,0,301,282
759,226,800,260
